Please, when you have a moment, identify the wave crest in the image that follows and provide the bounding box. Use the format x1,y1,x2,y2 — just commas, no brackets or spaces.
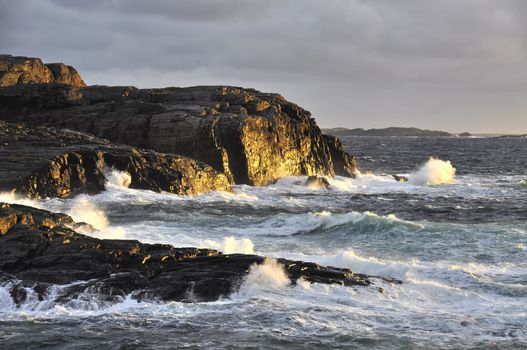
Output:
229,211,423,236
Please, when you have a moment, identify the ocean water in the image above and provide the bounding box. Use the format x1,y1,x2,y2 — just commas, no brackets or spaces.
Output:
1,136,526,349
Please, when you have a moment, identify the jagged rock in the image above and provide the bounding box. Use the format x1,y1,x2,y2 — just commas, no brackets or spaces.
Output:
304,176,331,189
0,55,356,186
0,121,231,198
0,203,402,304
0,55,85,87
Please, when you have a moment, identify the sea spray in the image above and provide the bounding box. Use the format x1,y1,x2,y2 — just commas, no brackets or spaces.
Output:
236,259,290,297
66,196,125,239
66,197,109,230
204,236,255,254
0,191,43,208
103,168,132,188
410,158,456,185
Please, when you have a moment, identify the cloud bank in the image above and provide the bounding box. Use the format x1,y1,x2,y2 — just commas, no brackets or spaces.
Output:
1,0,526,133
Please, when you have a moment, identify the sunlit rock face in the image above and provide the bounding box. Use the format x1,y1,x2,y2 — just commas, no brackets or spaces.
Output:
0,121,231,198
0,55,356,186
0,55,85,87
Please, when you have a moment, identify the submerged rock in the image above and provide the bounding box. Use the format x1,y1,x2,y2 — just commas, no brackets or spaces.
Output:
0,203,402,304
0,121,231,198
304,176,331,189
0,55,357,186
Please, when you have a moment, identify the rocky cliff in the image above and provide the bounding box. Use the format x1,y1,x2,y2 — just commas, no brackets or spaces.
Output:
0,55,356,186
0,203,400,304
0,121,231,198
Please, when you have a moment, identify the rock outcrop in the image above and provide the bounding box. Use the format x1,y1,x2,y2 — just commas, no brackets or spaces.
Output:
0,203,401,305
0,121,231,198
0,55,356,186
0,55,85,87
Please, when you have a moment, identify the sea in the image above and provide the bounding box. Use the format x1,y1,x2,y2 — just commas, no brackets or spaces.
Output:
1,135,526,349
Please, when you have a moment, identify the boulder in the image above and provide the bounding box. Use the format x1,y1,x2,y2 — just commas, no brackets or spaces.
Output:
0,55,356,186
0,121,231,198
0,55,85,87
0,203,402,304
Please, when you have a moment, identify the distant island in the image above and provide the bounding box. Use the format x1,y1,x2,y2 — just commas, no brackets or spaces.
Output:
323,127,472,137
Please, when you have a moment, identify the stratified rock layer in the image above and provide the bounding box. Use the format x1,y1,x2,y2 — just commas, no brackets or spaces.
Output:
0,203,401,304
0,121,231,198
0,55,356,186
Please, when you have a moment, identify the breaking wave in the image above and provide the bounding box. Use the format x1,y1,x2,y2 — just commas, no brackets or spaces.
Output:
409,158,457,185
104,168,132,188
235,259,291,297
229,211,423,236
63,196,125,239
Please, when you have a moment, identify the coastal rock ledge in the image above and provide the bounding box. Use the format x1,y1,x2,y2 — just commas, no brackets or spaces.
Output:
0,203,401,305
0,121,231,198
0,54,356,186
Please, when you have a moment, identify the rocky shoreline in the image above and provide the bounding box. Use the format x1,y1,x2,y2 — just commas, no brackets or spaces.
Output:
0,120,231,198
0,203,401,305
0,54,400,304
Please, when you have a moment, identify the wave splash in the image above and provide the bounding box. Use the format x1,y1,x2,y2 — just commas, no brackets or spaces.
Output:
235,259,290,297
204,236,255,254
65,196,125,239
409,158,456,185
103,168,132,188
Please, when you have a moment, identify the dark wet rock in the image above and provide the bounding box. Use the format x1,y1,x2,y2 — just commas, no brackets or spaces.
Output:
0,55,85,87
0,121,231,198
458,132,472,137
0,203,402,304
304,176,331,189
0,55,356,186
392,174,409,182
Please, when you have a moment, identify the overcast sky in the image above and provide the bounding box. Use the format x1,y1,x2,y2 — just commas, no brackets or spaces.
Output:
1,0,526,133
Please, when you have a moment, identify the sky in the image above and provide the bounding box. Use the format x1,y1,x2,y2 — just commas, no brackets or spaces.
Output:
1,0,526,133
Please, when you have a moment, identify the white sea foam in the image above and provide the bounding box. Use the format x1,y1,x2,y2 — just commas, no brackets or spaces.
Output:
103,168,132,188
0,281,141,317
409,158,457,185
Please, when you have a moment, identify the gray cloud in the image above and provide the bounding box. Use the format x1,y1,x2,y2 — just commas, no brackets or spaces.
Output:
1,0,526,133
